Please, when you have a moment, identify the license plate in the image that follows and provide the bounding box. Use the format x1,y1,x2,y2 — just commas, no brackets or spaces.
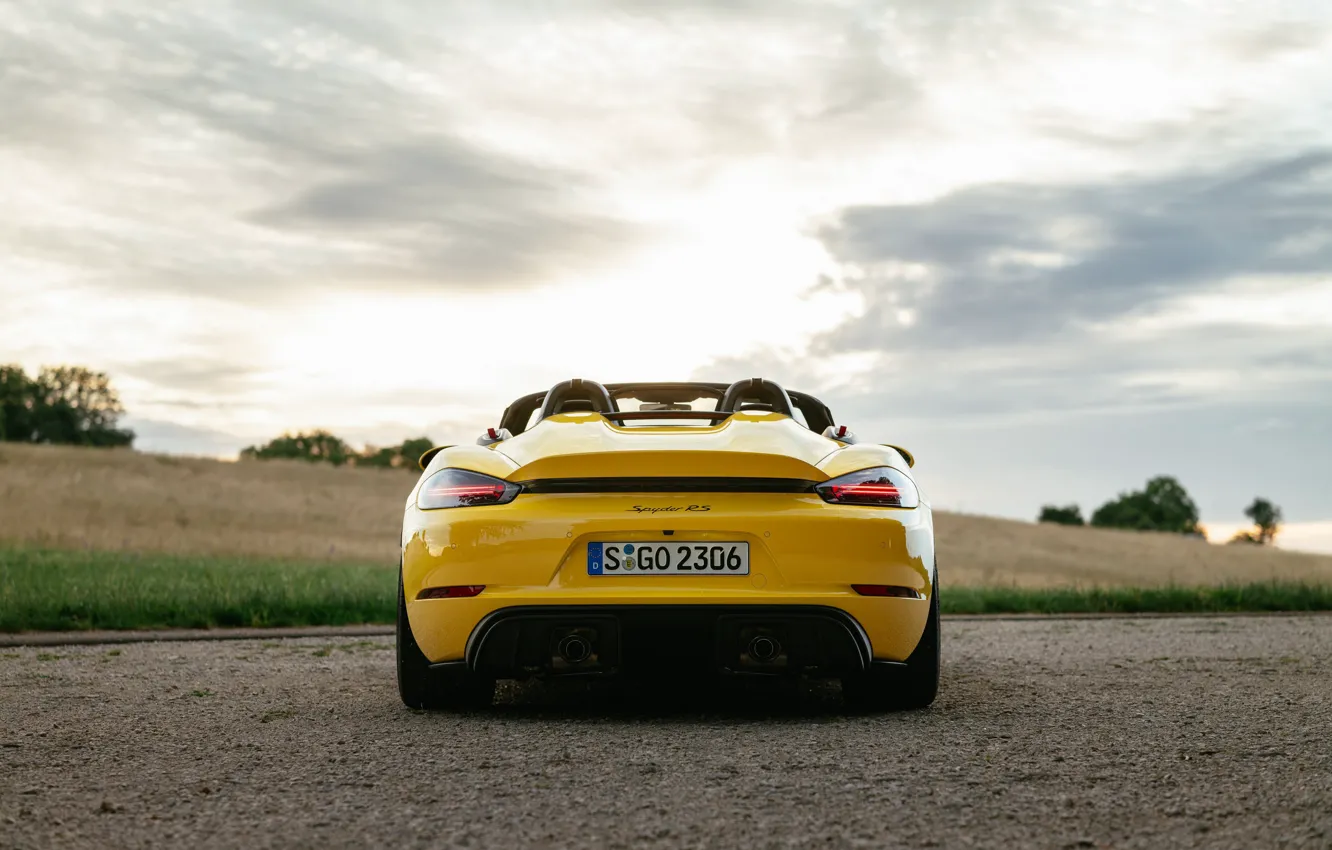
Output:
587,542,749,575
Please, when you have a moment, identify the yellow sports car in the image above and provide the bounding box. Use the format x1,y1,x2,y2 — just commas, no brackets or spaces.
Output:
398,378,938,711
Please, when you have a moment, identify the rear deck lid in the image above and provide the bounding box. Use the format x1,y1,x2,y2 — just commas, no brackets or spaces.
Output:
496,413,836,482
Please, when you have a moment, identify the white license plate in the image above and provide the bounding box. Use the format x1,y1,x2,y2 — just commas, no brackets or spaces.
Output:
587,542,749,575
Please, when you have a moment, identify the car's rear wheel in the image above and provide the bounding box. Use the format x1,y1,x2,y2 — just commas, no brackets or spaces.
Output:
396,569,494,711
842,567,940,712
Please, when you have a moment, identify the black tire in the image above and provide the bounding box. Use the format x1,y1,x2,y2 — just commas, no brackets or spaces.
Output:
842,567,940,712
396,570,494,711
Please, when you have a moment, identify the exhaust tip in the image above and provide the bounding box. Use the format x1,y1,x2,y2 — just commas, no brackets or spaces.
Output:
557,634,592,664
748,635,780,663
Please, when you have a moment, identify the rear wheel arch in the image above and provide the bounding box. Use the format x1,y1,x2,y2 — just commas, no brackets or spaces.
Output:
843,562,940,712
396,566,494,711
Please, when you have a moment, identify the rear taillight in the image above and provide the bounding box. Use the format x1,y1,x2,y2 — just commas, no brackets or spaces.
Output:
417,469,519,510
815,467,919,508
831,483,900,502
417,585,485,599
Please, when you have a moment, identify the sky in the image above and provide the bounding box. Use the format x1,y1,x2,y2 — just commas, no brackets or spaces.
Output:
2,0,1330,551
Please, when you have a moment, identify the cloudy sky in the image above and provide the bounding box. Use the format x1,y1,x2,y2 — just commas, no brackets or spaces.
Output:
3,0,1330,550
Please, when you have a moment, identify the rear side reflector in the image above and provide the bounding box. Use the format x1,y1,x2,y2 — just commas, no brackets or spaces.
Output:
851,585,922,599
417,585,485,600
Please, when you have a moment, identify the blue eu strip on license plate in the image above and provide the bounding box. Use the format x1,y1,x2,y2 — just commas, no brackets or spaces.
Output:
587,542,604,575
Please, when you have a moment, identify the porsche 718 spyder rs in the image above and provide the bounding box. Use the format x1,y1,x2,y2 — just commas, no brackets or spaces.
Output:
397,378,938,711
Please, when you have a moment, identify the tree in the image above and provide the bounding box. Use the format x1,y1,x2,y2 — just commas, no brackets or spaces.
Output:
398,437,434,467
30,366,135,447
1090,475,1200,535
241,432,433,469
240,430,353,466
0,365,34,442
354,437,434,469
0,364,134,447
1038,504,1085,526
357,445,398,468
1231,497,1282,546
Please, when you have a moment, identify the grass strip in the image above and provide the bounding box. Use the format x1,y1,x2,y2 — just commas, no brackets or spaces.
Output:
941,582,1332,615
0,548,395,632
3,547,1331,632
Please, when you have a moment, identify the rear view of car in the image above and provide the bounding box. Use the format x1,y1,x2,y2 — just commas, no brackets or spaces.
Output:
397,378,939,711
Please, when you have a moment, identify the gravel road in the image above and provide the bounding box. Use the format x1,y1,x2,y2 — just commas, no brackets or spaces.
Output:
2,616,1329,849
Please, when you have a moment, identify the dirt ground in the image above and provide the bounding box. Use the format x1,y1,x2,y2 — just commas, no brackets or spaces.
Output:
1,616,1330,849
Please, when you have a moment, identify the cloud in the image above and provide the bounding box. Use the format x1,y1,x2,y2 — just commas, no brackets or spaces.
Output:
118,359,261,395
122,417,251,458
0,1,926,303
248,137,635,287
1224,20,1331,61
7,0,1328,310
0,3,645,299
815,152,1332,354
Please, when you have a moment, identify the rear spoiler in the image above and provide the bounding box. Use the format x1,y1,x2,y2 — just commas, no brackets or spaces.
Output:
883,444,915,468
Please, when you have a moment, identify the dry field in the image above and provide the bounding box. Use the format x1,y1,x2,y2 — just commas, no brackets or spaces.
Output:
3,442,1331,588
0,443,405,563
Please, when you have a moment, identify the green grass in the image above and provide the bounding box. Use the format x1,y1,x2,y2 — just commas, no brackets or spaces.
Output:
941,583,1332,615
0,547,395,632
2,546,1330,632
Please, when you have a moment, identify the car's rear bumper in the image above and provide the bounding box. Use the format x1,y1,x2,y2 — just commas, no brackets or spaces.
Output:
407,593,930,666
449,604,873,679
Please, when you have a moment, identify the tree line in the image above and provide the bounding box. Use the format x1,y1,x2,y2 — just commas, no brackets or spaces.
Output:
0,365,134,447
0,364,427,469
240,431,433,471
1038,475,1283,546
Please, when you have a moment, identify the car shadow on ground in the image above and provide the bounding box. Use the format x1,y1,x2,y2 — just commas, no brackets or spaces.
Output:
399,658,990,722
471,675,891,721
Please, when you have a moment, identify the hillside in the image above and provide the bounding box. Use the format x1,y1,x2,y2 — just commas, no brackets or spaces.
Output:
3,443,1331,588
